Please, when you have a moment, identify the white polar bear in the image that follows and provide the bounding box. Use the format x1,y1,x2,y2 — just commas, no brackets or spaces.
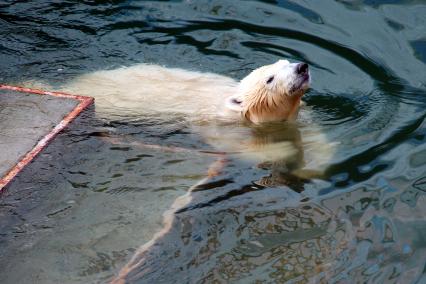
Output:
58,60,333,171
61,59,310,124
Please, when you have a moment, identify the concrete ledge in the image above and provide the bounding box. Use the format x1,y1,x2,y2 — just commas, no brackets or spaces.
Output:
0,85,94,192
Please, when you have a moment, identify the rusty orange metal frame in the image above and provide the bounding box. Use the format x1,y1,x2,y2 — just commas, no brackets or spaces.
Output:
0,85,94,192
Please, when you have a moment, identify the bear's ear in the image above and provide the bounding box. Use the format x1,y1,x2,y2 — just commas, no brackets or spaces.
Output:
225,96,244,112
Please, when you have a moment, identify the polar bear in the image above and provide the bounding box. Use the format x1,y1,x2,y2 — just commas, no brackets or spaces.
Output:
58,60,327,169
49,59,334,178
61,59,310,124
23,59,332,170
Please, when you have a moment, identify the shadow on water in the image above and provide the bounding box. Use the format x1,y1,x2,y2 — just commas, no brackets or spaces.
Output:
0,0,426,283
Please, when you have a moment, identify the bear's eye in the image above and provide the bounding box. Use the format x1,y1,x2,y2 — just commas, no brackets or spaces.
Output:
266,76,274,84
231,98,242,105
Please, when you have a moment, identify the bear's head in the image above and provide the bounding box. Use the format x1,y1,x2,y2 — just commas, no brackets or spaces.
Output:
226,60,310,124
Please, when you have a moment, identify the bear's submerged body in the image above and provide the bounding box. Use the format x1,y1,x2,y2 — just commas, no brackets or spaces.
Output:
55,61,333,169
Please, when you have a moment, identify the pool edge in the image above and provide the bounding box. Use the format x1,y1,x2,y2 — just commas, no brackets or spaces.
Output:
0,84,94,193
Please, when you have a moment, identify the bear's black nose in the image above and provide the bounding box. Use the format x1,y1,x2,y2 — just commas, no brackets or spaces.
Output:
296,63,309,75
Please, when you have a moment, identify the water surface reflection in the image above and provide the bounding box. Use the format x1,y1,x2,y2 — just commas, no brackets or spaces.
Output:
118,174,426,283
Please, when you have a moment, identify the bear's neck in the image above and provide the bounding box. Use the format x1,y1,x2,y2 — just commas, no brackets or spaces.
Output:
242,92,303,123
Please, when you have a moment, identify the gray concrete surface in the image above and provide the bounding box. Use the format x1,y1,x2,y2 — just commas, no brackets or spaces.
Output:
0,89,78,178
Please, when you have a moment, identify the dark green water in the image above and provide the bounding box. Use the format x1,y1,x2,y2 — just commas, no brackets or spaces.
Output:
1,1,425,283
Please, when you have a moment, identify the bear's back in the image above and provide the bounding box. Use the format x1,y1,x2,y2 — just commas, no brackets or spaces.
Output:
62,64,238,121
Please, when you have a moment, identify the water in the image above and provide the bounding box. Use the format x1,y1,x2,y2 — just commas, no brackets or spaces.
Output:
0,0,425,283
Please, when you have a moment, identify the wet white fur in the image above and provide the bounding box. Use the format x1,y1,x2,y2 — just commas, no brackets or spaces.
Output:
61,60,307,124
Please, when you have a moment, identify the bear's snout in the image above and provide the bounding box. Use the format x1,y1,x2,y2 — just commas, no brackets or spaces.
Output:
296,63,309,75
